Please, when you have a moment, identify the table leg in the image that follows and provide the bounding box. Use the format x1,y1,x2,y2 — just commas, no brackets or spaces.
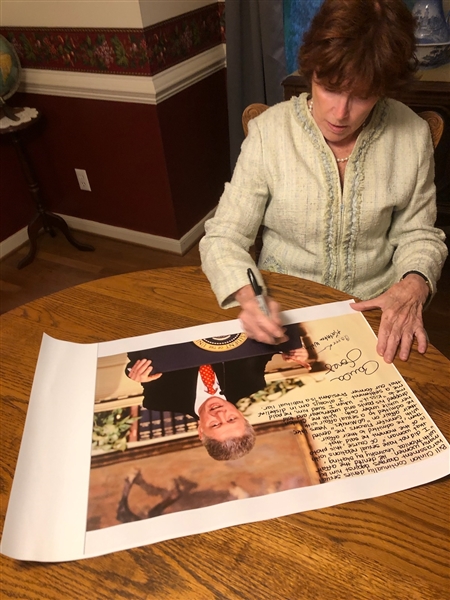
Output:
17,212,42,269
11,130,95,269
43,212,95,253
17,210,94,269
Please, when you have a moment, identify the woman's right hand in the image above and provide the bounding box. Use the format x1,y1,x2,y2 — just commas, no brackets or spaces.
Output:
127,359,162,383
235,285,287,345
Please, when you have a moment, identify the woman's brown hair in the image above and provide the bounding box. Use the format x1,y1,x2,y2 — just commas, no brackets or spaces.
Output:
298,0,418,98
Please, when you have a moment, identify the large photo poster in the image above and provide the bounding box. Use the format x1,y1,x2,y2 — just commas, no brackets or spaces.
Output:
88,325,320,532
86,309,448,541
1,301,449,562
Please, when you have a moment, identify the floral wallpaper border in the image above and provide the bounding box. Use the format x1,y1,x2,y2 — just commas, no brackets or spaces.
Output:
0,2,225,76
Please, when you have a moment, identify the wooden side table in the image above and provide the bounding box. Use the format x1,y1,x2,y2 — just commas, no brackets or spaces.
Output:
0,107,94,269
282,73,450,226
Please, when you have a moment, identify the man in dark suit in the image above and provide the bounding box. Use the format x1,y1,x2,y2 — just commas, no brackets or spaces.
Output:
126,323,310,460
126,353,273,461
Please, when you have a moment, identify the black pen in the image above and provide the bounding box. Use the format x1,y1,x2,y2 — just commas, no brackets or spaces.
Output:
247,268,270,317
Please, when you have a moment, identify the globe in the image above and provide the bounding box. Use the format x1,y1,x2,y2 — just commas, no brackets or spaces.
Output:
0,34,22,102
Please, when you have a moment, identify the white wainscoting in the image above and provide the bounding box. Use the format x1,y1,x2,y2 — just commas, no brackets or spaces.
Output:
19,45,227,105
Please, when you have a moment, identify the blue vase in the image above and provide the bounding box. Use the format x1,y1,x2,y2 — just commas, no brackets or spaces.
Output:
412,0,450,43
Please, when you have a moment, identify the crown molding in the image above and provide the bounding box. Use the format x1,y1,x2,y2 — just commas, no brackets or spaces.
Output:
152,44,226,103
19,45,226,105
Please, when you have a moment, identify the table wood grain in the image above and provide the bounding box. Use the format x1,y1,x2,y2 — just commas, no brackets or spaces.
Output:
1,266,449,600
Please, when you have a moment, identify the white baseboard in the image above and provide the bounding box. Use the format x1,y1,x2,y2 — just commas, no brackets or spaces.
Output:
0,209,216,260
0,228,29,259
19,45,226,105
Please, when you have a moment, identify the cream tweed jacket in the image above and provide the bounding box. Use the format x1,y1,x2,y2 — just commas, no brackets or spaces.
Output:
200,93,447,308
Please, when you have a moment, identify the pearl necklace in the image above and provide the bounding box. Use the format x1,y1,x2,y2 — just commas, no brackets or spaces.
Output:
308,98,352,163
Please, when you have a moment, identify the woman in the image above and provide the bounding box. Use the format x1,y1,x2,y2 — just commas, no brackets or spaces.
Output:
200,0,447,364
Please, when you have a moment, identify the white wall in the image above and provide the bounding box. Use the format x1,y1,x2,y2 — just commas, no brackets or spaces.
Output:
3,0,444,31
139,0,217,28
1,0,221,28
1,0,144,28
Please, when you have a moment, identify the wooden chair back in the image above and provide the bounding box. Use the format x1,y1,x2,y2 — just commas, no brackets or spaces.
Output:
419,110,444,149
242,102,444,148
242,103,269,137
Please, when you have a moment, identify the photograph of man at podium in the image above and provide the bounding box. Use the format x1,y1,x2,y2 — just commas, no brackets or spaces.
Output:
125,323,312,460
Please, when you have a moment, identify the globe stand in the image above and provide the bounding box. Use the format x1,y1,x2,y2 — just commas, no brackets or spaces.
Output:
0,98,19,121
1,107,94,269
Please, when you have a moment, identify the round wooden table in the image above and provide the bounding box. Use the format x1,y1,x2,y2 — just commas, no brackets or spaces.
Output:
1,266,449,600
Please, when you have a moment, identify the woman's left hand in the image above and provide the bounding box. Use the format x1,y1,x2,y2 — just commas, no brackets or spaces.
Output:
351,273,430,363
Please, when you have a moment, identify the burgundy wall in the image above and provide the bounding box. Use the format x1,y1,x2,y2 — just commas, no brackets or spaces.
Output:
1,69,230,243
0,134,32,239
158,69,230,235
